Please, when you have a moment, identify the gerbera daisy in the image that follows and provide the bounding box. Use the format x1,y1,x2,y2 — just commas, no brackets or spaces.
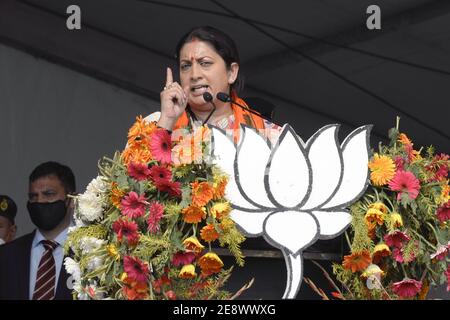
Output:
210,202,231,220
392,278,422,298
121,191,148,219
122,281,148,300
182,205,206,223
172,252,196,267
436,201,450,223
372,243,391,263
110,182,125,209
147,201,164,233
213,177,228,200
191,181,214,207
121,145,152,166
124,256,149,283
365,207,385,226
128,161,151,181
200,224,220,243
149,129,172,164
389,212,403,228
388,170,420,201
370,202,388,214
368,154,396,186
112,219,139,245
127,115,156,145
198,252,224,276
149,165,172,184
430,243,450,261
384,230,410,248
342,250,371,273
179,264,197,279
157,180,182,198
183,236,205,254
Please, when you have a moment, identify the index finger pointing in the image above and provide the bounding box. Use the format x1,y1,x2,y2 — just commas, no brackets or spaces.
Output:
165,67,173,87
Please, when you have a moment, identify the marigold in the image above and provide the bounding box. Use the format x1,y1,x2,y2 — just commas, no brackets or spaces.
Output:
200,224,220,243
342,250,371,273
199,252,224,276
179,264,197,279
365,208,385,226
210,202,231,220
191,181,214,207
182,205,206,224
368,154,396,186
183,236,205,254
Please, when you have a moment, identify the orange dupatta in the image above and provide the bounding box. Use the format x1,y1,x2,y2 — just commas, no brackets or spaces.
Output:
173,92,265,143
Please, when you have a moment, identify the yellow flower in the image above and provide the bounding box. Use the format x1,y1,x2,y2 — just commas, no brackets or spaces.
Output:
368,154,396,186
179,264,197,279
365,208,385,226
198,252,224,276
372,243,391,263
362,264,385,278
183,236,205,254
390,212,403,228
370,202,388,214
106,244,120,261
440,183,450,204
120,272,128,281
219,217,235,231
210,202,231,220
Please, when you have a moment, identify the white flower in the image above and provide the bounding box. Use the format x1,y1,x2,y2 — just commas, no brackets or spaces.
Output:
64,257,81,282
86,256,104,272
86,176,109,195
212,124,371,298
79,237,106,254
78,281,105,300
77,192,104,222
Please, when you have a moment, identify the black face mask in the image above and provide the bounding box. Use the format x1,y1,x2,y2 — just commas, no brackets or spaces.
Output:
27,200,68,231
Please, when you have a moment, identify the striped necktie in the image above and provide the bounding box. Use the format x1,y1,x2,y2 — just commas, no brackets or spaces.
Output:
32,240,58,300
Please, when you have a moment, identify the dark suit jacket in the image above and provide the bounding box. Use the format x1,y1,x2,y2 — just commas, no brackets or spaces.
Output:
0,231,73,300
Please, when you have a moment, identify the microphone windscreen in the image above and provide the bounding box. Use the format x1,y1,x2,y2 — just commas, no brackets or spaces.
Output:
216,92,230,102
203,92,213,102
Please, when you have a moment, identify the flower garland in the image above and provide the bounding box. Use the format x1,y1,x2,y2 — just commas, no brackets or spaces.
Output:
64,116,245,300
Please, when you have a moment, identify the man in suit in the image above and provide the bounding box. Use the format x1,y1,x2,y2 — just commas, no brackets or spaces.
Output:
0,195,17,245
0,161,76,300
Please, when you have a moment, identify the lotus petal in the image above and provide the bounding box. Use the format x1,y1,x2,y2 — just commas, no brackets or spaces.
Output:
264,210,318,255
301,125,342,210
230,209,272,236
236,126,275,208
311,210,351,238
323,126,371,209
266,126,310,208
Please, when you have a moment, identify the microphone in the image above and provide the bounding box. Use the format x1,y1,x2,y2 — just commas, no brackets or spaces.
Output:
202,92,216,125
216,92,276,124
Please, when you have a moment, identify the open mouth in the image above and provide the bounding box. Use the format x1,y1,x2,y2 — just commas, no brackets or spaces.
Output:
190,85,209,94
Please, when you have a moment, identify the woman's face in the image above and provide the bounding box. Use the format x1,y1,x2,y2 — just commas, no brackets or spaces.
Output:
179,40,238,111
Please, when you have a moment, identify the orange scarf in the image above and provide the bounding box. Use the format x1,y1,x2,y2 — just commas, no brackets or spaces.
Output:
174,92,265,143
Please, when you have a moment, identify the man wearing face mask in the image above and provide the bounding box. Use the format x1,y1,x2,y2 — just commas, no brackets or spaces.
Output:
0,195,17,245
0,161,75,300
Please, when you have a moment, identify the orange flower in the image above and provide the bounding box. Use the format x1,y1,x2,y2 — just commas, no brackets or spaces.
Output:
127,116,156,146
198,252,224,276
182,205,206,223
398,133,413,146
369,202,388,214
183,236,205,254
210,202,231,220
219,217,234,231
200,224,220,242
213,178,228,200
122,145,152,166
368,154,396,186
365,208,385,226
179,264,197,279
122,277,149,300
372,243,391,263
367,223,377,239
342,250,371,273
191,181,214,207
110,182,125,209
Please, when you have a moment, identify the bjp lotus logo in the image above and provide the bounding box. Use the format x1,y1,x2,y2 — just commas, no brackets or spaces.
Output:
211,124,371,299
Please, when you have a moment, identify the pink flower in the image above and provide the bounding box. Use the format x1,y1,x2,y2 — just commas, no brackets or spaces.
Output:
149,165,172,184
112,219,139,245
427,153,449,182
171,252,196,267
445,266,450,292
128,162,151,181
392,245,416,264
430,242,450,261
388,170,420,201
121,192,148,219
394,156,406,171
147,201,164,233
392,278,422,298
124,256,149,282
384,230,410,248
436,201,450,223
150,129,172,164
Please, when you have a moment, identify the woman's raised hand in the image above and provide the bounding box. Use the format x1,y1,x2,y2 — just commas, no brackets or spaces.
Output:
157,67,189,131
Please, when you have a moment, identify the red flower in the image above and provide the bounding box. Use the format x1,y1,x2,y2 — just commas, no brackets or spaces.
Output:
147,201,164,233
393,156,406,171
157,180,182,198
445,266,450,292
150,129,172,164
430,242,450,261
427,153,449,182
171,252,196,267
166,290,177,300
384,230,410,248
436,201,450,223
124,256,149,283
152,275,171,294
388,170,420,201
112,219,139,245
149,165,172,184
121,192,148,219
392,278,422,298
128,161,151,181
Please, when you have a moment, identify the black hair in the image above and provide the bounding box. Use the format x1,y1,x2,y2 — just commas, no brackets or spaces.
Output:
175,26,243,93
29,161,76,194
